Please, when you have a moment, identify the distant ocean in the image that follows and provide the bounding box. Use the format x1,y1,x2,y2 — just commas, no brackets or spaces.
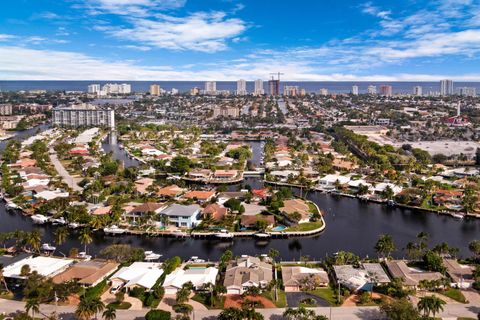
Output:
1,80,480,94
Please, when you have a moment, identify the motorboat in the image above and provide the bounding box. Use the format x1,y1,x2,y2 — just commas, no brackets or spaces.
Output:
172,230,187,237
144,251,162,261
31,214,49,224
103,225,126,235
5,202,20,211
214,229,234,239
68,222,80,229
190,256,206,263
77,252,92,261
254,232,271,239
41,243,56,251
51,217,67,225
450,212,464,219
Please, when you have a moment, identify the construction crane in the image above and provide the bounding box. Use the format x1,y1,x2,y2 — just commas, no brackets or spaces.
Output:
269,72,284,81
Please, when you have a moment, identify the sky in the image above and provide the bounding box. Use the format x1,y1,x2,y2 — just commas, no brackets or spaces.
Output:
1,0,480,81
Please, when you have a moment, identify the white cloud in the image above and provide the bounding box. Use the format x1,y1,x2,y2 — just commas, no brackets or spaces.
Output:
84,0,186,16
119,45,152,51
97,12,247,52
0,34,15,41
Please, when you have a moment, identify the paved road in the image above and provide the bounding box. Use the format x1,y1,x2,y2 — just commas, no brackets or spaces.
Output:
49,147,83,192
0,299,479,320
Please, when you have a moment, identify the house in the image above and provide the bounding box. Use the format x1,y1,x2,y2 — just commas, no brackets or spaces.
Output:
317,174,350,189
52,260,119,286
333,263,390,292
332,159,359,171
134,177,155,194
187,169,212,181
156,185,185,198
203,203,228,221
212,170,239,181
280,199,312,223
141,147,164,157
163,267,219,294
443,259,475,289
91,205,112,216
240,214,275,229
160,204,202,228
34,189,70,201
224,256,273,295
433,189,463,208
184,190,216,203
4,256,74,279
251,189,270,200
282,266,329,292
125,202,166,221
385,260,443,287
110,262,163,291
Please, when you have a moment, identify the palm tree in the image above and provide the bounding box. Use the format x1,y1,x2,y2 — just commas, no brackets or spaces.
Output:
418,295,445,318
374,234,396,259
26,230,42,253
78,227,93,254
54,226,69,246
102,306,116,320
90,296,105,319
429,295,446,318
25,297,40,319
76,296,95,320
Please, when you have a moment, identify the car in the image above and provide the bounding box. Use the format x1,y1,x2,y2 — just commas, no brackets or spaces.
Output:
110,284,123,294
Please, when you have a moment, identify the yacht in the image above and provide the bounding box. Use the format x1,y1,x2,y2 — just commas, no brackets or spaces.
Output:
254,232,271,239
214,229,234,239
450,212,464,219
31,214,49,224
190,256,206,263
77,252,92,261
51,217,67,225
5,202,20,211
103,225,126,235
68,222,80,229
144,251,162,261
41,243,56,251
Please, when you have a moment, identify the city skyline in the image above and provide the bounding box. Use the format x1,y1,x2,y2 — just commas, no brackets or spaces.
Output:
1,0,480,80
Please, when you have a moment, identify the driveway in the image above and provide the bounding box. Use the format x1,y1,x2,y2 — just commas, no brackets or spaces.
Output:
285,292,330,307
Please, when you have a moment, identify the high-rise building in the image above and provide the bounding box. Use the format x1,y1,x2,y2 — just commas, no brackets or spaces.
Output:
380,85,393,97
237,79,247,95
367,85,377,94
171,88,179,95
87,84,100,94
149,84,161,96
205,81,216,94
213,106,240,118
254,79,264,95
319,88,328,96
284,86,299,96
190,87,200,95
440,79,454,96
52,103,115,129
459,87,476,97
268,79,280,96
352,85,359,95
102,83,131,95
413,86,423,96
0,104,13,115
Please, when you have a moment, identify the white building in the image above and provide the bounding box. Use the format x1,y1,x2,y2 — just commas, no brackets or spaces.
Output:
87,84,100,95
171,88,179,95
110,262,163,291
459,87,476,97
102,83,131,95
237,79,247,95
205,81,216,95
367,85,377,94
52,103,115,129
352,85,359,95
254,79,264,95
163,267,218,294
319,88,328,96
413,86,423,96
4,256,74,279
440,79,454,96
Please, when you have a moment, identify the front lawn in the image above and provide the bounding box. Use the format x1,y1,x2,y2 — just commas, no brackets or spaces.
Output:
261,289,287,308
284,221,323,232
107,301,132,309
308,287,337,306
192,293,225,309
442,288,467,303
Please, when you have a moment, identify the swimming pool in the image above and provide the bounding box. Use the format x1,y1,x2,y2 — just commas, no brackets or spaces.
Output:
271,225,287,232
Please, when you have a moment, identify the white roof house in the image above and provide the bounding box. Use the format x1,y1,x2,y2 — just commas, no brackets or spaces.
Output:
24,178,50,188
373,182,403,195
34,189,70,201
333,265,369,291
4,256,74,279
163,267,218,294
318,174,351,188
110,262,163,291
142,148,164,156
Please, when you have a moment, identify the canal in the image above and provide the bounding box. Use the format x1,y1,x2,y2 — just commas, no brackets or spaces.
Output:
0,130,478,261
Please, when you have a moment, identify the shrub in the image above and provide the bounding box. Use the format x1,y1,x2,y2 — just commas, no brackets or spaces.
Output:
145,309,171,320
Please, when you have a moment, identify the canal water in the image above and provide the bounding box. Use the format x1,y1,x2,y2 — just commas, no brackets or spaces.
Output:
0,130,478,261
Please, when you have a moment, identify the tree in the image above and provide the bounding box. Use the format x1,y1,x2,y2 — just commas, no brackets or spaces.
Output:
423,250,445,273
0,264,9,293
469,240,480,259
169,156,192,174
218,307,245,320
380,298,419,320
102,306,116,320
78,227,93,254
25,298,40,319
242,286,261,297
417,295,445,318
26,230,42,253
375,234,396,259
283,307,329,320
145,310,171,320
54,226,69,246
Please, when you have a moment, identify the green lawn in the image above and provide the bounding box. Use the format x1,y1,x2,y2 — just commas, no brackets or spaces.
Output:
107,301,132,310
261,289,287,308
308,287,337,306
442,288,467,303
192,293,225,309
284,221,323,232
307,202,319,214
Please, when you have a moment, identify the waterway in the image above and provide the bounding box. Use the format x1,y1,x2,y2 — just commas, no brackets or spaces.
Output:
0,129,478,261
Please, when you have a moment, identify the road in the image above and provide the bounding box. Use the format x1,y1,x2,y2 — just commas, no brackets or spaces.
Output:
49,147,83,192
0,299,479,320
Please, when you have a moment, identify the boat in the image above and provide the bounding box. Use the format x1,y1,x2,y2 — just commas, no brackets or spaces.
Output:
254,232,271,238
31,214,49,224
77,252,92,261
51,217,67,225
41,243,56,251
172,230,187,237
450,212,464,219
103,225,126,235
144,251,162,261
190,256,206,263
214,229,234,239
68,222,80,229
5,202,20,211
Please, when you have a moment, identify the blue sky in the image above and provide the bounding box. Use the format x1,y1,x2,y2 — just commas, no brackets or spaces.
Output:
1,0,480,80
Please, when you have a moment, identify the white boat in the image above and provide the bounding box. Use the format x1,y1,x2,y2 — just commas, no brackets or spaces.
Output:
172,230,187,237
31,214,49,224
144,251,162,261
103,225,126,235
451,212,464,219
214,229,234,239
5,202,20,210
68,222,80,229
41,243,56,251
190,256,206,263
254,232,271,238
77,252,92,261
51,217,67,225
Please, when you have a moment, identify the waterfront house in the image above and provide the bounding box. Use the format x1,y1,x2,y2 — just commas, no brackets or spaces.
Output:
385,260,443,287
240,214,275,229
433,189,463,209
280,199,312,223
110,262,163,291
443,259,475,289
212,169,239,181
34,189,70,201
184,190,216,203
156,185,185,199
124,202,166,221
251,188,270,200
282,266,329,292
187,169,212,181
333,263,390,292
224,256,273,295
203,203,228,221
52,260,119,287
4,256,74,280
91,205,112,216
318,174,351,189
134,177,155,194
163,267,219,294
160,204,202,228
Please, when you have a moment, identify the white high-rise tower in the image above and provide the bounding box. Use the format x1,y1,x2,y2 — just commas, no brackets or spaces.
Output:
237,79,247,95
254,79,264,95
